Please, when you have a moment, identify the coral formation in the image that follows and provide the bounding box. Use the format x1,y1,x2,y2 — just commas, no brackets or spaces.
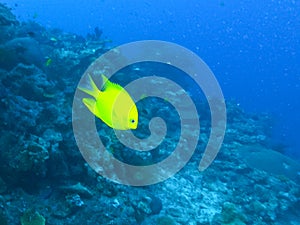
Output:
0,4,18,26
156,216,176,225
0,3,299,225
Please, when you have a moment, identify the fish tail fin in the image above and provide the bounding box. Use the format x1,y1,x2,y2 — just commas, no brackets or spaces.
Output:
78,75,101,99
82,98,97,115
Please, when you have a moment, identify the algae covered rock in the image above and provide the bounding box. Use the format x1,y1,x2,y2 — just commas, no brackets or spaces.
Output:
58,182,93,198
238,145,300,182
212,202,247,225
156,216,176,225
4,134,50,181
20,209,45,225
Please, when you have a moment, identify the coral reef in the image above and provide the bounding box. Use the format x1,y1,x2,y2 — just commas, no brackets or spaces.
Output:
0,3,299,225
0,4,18,26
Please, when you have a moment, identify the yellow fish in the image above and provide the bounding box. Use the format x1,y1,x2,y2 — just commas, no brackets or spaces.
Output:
78,75,138,130
45,58,52,67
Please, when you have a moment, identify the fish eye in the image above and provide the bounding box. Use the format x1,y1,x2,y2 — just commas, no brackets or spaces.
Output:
131,119,135,123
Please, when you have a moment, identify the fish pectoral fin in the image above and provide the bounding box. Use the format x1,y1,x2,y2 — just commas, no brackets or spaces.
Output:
82,98,97,115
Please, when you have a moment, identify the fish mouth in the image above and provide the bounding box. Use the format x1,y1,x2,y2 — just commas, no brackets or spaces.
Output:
130,123,138,130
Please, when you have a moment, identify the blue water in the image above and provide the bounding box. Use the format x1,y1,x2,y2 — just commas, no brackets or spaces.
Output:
4,0,300,159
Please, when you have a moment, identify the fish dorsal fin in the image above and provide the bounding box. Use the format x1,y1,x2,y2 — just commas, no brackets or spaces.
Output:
101,75,122,91
101,74,109,87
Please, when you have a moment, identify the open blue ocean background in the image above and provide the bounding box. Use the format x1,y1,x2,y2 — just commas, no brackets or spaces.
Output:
4,0,300,159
